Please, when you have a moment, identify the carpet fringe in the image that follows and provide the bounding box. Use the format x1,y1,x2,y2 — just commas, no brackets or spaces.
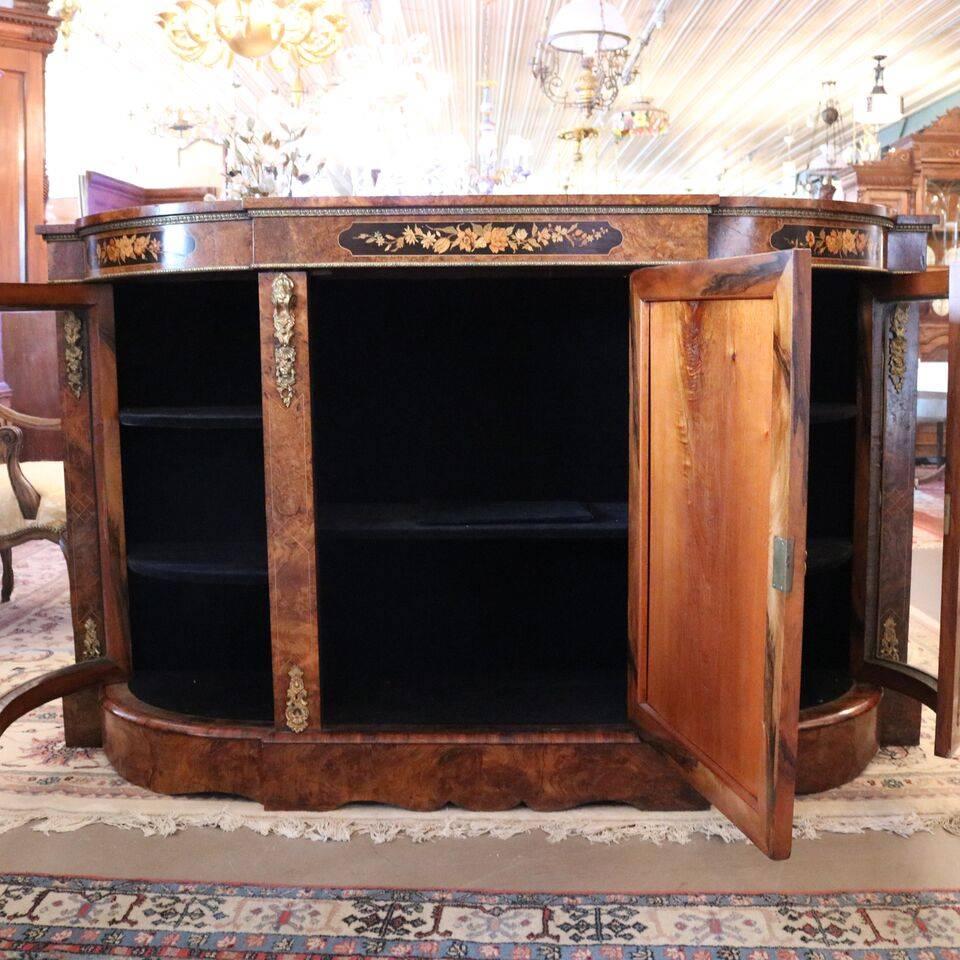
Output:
0,806,954,845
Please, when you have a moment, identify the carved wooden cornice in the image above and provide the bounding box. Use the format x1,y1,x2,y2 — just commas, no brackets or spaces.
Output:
840,149,916,190
0,0,60,54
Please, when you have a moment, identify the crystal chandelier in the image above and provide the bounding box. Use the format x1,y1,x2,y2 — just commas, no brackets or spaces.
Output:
798,80,851,199
854,55,903,127
157,0,347,70
531,0,635,117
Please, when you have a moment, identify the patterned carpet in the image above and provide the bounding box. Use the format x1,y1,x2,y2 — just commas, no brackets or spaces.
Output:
2,541,960,845
2,876,960,957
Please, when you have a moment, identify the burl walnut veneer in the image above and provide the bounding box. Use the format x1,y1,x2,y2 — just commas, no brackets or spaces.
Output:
1,194,958,860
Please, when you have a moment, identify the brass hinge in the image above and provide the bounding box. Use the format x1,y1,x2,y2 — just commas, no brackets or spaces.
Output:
772,537,794,593
946,493,952,538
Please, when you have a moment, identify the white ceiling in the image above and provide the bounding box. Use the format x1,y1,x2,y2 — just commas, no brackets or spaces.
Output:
43,0,960,198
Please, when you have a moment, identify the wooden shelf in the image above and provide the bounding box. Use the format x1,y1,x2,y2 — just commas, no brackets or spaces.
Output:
119,406,262,429
127,542,267,585
129,669,273,723
315,501,628,539
810,402,857,424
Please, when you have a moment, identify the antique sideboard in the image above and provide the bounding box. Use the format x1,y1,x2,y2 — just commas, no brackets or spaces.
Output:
1,194,958,860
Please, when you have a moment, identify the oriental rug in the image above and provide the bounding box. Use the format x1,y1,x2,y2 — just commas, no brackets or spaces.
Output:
2,541,960,846
2,875,960,958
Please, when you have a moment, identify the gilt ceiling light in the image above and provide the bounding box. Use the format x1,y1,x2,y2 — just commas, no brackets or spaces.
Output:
531,0,635,117
157,0,347,71
612,97,669,139
854,54,903,127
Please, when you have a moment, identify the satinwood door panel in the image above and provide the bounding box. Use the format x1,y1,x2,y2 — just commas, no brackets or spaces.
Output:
628,251,811,860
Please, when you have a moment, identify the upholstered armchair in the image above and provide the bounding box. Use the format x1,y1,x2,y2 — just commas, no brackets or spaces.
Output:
0,404,65,602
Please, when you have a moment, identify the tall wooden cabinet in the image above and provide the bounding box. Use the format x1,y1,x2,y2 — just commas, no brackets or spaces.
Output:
0,194,957,860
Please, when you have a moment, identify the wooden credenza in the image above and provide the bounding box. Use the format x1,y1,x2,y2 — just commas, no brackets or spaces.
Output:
1,194,958,860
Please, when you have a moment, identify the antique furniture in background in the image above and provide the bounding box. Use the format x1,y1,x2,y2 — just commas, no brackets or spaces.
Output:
0,0,61,461
0,403,65,602
0,194,955,861
79,171,217,217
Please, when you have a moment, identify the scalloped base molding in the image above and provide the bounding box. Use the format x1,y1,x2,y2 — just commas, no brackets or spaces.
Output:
3,541,960,846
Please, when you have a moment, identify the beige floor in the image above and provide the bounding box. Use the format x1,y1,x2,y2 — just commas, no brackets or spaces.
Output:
4,824,960,891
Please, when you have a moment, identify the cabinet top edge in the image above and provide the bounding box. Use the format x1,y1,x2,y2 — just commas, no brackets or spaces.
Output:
37,193,905,239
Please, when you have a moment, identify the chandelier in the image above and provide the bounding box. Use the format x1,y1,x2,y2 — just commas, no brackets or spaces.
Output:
854,55,903,127
797,80,851,199
157,0,347,70
612,97,669,139
531,0,635,116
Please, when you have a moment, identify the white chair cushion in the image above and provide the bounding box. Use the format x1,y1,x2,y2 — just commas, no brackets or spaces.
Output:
0,460,66,539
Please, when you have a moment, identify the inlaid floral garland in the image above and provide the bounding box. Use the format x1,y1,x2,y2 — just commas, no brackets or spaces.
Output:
348,221,614,255
771,223,877,261
95,233,163,267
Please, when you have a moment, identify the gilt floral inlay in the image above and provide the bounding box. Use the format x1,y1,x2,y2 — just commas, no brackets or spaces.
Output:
340,221,622,256
285,665,309,733
81,616,100,659
95,232,163,267
770,223,878,262
888,303,908,394
879,614,901,662
63,312,84,400
271,273,297,408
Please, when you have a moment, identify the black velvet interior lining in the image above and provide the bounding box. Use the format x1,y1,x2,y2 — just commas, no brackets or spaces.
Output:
115,277,271,721
800,271,861,708
312,273,630,727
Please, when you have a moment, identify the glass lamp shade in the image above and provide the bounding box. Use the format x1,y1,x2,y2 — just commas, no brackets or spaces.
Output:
547,0,630,55
854,90,904,126
612,100,669,139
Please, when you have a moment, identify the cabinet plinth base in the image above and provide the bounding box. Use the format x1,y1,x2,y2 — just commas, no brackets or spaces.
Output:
101,682,882,811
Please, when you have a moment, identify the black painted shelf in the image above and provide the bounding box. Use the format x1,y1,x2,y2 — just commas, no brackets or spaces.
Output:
119,406,262,429
127,542,267,585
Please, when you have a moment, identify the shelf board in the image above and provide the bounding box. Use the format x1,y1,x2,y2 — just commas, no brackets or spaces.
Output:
119,406,262,429
127,542,267,585
810,402,857,424
316,501,628,539
806,537,854,572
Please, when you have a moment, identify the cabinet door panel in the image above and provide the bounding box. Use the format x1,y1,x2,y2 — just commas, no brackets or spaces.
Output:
854,268,960,757
629,251,810,859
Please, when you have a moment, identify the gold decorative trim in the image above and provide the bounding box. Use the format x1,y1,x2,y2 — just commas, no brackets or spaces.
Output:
63,312,83,400
95,232,163,266
888,303,908,394
271,273,297,407
81,616,100,659
285,665,309,733
879,614,901,662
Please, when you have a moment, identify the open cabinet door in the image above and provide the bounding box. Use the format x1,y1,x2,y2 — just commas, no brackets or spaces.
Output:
853,268,960,758
0,282,126,742
628,250,810,860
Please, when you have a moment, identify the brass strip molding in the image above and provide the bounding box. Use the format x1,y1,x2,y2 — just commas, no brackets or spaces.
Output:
285,665,309,733
271,273,297,408
888,303,908,393
63,312,84,400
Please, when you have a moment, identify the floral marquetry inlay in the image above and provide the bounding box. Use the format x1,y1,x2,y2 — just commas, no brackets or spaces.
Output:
770,223,879,263
95,232,163,267
339,221,622,257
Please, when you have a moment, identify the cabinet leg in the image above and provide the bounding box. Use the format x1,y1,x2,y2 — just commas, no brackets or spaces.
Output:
62,688,103,748
1,548,12,602
878,688,922,746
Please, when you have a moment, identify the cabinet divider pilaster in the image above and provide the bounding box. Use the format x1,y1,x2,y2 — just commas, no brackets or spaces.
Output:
258,271,322,733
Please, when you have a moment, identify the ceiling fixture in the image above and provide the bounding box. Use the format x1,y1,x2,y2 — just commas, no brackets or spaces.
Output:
157,0,347,71
531,0,635,117
612,96,669,139
797,80,851,199
854,54,903,127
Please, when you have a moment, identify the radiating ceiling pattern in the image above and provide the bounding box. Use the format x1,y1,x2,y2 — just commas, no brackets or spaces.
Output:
44,0,960,197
